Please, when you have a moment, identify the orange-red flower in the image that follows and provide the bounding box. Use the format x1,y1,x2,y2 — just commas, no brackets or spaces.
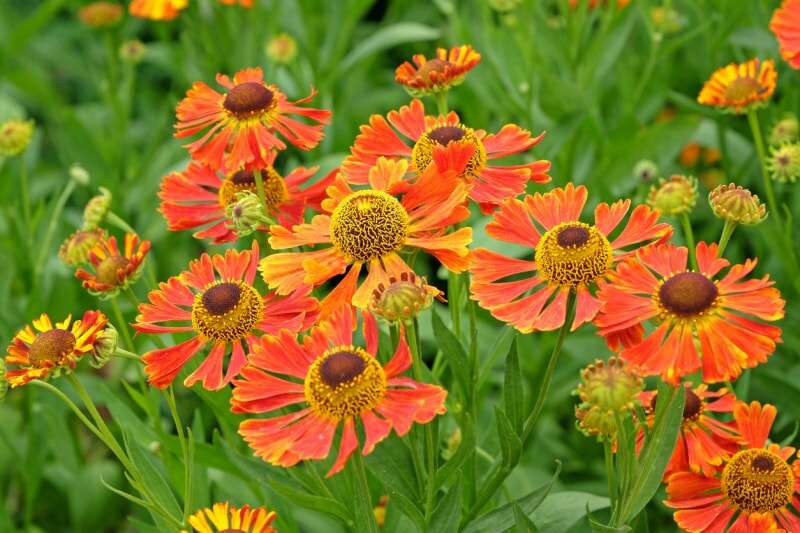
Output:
218,0,253,6
638,383,740,480
470,184,671,333
340,99,550,211
128,0,187,20
697,59,777,114
665,401,800,532
232,307,447,477
771,0,800,69
175,67,331,171
158,159,336,244
260,152,472,318
595,241,784,384
133,242,319,390
75,233,150,298
4,311,109,388
394,45,481,96
181,502,276,533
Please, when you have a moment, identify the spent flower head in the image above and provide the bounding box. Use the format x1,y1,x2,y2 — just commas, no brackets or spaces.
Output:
647,174,698,216
769,114,799,146
78,2,123,27
709,183,767,225
120,40,146,63
370,271,442,323
59,228,107,266
265,33,297,64
633,159,658,182
767,142,800,183
0,119,34,157
225,190,272,237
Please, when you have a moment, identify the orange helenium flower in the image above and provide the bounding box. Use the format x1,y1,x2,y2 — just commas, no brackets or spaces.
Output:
218,0,253,6
4,311,109,388
134,241,319,390
75,233,150,298
260,152,472,317
232,307,447,477
470,183,671,333
394,45,481,95
771,0,800,69
665,401,800,532
158,159,335,244
181,502,276,533
595,241,784,384
128,0,187,20
340,99,550,211
175,67,331,171
637,383,740,480
697,59,777,114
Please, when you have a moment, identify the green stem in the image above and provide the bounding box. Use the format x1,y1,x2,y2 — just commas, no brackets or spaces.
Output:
448,272,463,338
351,452,379,533
408,320,436,521
747,110,781,228
106,210,137,234
464,290,577,524
34,178,78,277
253,169,269,220
435,90,449,115
110,296,135,351
166,386,193,523
716,219,737,258
19,157,31,242
680,213,697,270
114,347,143,363
604,440,617,513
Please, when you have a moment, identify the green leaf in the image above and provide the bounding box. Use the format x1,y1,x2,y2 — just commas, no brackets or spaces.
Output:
125,436,182,521
428,480,462,532
385,491,426,533
504,339,524,434
463,461,561,533
431,308,470,393
433,421,475,491
617,382,685,524
338,23,440,74
590,515,632,532
365,435,420,499
512,502,539,533
495,407,522,467
268,477,352,524
530,491,611,532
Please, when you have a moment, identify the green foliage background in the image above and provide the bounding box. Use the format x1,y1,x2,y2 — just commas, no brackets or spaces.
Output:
1,0,799,531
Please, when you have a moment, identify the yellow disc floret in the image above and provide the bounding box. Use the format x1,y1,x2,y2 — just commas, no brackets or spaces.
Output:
330,190,408,263
191,280,264,342
721,449,794,514
28,329,76,368
305,346,387,420
535,222,613,288
218,168,287,211
411,124,487,178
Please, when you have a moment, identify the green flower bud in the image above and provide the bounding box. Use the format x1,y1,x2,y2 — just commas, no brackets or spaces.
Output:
82,187,112,230
769,114,799,147
709,183,767,226
226,191,272,237
574,357,643,442
371,272,441,323
633,159,659,182
647,174,698,216
0,119,34,157
767,142,800,183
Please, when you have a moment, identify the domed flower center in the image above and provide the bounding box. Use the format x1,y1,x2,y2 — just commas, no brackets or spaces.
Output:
191,280,264,342
29,329,76,368
721,449,794,514
658,272,718,317
329,190,408,263
683,388,703,420
223,82,275,118
96,255,131,286
723,77,762,101
429,126,466,145
305,346,386,420
411,123,486,179
535,222,613,288
218,167,287,211
417,59,452,83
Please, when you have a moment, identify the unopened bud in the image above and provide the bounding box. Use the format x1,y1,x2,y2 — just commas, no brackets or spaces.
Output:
82,187,112,229
647,175,697,216
0,119,34,157
709,183,767,226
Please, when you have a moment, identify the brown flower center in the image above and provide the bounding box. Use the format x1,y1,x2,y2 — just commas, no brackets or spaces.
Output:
305,346,386,420
428,126,466,146
683,388,702,420
218,167,287,210
723,77,762,101
96,255,131,286
658,272,718,317
192,280,264,342
223,82,274,118
417,59,452,83
556,226,590,247
29,329,76,368
202,282,241,316
721,448,794,514
230,170,256,185
320,351,366,388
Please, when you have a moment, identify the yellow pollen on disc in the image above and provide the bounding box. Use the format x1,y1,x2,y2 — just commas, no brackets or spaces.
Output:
28,329,76,368
411,124,486,178
534,222,613,288
191,280,264,342
656,272,719,319
721,448,794,514
218,167,287,210
329,190,408,263
304,346,386,421
223,82,276,119
96,254,131,286
723,77,762,101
